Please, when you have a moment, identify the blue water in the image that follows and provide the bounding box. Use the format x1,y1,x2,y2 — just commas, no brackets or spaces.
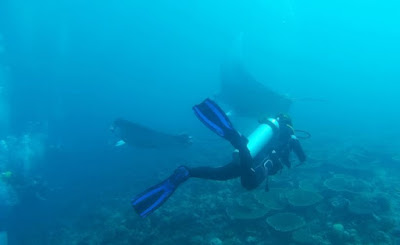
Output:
0,0,399,244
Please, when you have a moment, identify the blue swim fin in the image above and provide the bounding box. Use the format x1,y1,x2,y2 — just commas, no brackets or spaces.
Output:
193,98,244,149
131,166,190,217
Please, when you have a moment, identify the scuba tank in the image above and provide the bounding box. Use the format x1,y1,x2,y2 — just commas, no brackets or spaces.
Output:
247,118,279,158
233,118,280,159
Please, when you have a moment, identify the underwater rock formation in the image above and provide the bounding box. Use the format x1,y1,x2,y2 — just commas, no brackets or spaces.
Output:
327,223,356,244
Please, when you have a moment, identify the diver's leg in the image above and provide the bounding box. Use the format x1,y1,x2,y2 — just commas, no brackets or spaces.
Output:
188,161,241,181
241,152,283,191
131,166,190,217
189,159,265,190
233,141,265,190
240,163,266,190
131,161,241,217
193,98,247,149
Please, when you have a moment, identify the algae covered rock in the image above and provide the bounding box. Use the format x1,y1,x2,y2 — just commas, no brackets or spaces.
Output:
332,223,345,239
266,212,305,232
328,223,352,244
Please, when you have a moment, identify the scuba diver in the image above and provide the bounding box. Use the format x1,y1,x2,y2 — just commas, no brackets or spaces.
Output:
131,98,306,217
1,169,49,203
111,118,192,148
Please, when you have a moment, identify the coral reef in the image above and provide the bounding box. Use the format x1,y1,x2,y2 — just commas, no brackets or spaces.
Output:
266,212,305,232
254,188,287,210
298,179,321,192
13,134,400,245
329,195,349,210
291,228,316,244
286,189,323,207
226,204,269,220
323,175,370,193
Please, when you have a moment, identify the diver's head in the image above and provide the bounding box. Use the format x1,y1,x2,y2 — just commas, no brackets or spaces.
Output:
276,113,293,127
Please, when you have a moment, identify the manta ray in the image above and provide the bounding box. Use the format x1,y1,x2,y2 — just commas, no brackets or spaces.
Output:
218,62,292,118
111,118,192,149
216,34,292,118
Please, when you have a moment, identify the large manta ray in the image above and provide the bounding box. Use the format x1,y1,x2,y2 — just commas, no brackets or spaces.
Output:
215,34,292,118
217,61,292,118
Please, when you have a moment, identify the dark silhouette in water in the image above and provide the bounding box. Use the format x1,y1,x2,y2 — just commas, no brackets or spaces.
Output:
110,118,192,149
218,61,292,118
216,34,292,118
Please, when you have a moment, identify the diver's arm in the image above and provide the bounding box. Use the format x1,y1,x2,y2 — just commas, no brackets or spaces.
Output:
290,135,306,162
281,151,292,168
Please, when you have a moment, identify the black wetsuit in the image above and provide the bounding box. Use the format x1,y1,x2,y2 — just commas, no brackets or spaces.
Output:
188,123,306,190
